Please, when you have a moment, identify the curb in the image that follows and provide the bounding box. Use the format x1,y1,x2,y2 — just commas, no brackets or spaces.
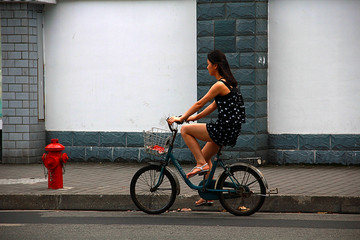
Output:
1,194,359,214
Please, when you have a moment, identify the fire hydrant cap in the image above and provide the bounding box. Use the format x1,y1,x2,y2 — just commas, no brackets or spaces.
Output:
45,139,65,151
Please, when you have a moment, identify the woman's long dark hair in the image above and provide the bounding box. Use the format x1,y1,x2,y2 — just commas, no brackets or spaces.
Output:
207,50,238,88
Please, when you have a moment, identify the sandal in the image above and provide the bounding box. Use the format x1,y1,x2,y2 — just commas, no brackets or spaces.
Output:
186,163,210,178
195,198,214,207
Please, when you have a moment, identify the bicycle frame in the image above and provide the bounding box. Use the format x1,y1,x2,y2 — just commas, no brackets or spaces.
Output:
153,124,241,195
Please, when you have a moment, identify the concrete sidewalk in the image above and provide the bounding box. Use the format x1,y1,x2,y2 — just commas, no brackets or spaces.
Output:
0,162,359,214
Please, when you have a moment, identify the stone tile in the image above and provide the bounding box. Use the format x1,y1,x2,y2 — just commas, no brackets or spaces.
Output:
316,151,351,165
214,20,235,36
233,134,256,151
236,36,256,52
126,132,144,148
197,20,214,37
215,36,236,53
226,2,256,19
240,52,256,68
197,37,214,53
197,3,225,20
269,134,299,150
284,150,315,164
100,132,126,147
331,135,360,150
299,134,330,150
236,19,256,35
73,132,100,147
233,69,255,85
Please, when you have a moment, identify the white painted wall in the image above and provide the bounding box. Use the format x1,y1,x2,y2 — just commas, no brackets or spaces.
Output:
44,0,196,132
268,0,360,134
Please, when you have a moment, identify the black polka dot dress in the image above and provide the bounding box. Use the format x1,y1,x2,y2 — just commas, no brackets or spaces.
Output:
206,80,245,147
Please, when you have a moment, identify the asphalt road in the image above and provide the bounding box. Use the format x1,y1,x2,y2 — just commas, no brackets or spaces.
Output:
0,210,359,240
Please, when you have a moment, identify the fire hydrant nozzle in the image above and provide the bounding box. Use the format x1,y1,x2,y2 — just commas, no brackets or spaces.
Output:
42,139,69,189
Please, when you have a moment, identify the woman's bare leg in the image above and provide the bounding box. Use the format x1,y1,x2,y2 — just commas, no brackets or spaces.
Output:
201,141,220,176
181,123,214,166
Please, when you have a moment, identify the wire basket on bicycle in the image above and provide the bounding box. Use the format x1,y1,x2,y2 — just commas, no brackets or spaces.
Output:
143,127,173,156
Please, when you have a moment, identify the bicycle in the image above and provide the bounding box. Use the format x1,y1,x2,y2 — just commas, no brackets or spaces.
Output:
130,121,277,216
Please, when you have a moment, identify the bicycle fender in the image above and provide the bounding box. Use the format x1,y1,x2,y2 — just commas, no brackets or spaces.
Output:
148,162,180,195
218,163,269,190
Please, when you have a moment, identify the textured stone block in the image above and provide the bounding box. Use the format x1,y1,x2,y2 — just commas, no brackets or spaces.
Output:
256,35,267,51
197,20,214,37
215,36,235,53
269,134,298,150
267,150,284,164
255,69,267,85
233,134,256,151
225,53,240,68
255,117,267,133
331,135,360,150
65,146,86,162
197,37,214,53
46,131,73,146
197,53,208,69
352,152,360,165
256,85,267,101
256,2,268,18
73,132,100,147
236,19,255,35
299,135,331,150
256,19,267,34
226,2,256,19
240,53,255,68
255,134,268,150
255,53,267,68
316,151,350,165
214,20,235,36
126,132,143,147
100,132,126,147
233,69,255,85
244,101,255,118
197,85,209,98
197,3,225,20
197,70,212,85
241,85,255,102
172,148,194,162
284,150,315,164
241,118,255,135
86,147,112,162
236,36,256,52
113,147,139,162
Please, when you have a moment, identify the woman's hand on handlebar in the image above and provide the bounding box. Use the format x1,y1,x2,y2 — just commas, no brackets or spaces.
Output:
167,116,184,125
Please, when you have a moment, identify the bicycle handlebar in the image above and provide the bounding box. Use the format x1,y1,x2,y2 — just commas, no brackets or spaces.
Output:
166,116,183,132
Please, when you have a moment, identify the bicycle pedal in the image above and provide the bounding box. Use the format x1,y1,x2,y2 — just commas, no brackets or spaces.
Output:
198,171,208,176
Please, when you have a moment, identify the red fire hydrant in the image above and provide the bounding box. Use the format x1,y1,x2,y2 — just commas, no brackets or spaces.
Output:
42,139,69,189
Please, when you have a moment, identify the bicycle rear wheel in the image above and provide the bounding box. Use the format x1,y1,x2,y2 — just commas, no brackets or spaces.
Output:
130,165,177,214
217,165,266,216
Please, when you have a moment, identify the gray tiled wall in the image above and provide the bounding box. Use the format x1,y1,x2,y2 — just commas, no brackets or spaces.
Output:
1,3,45,163
268,134,360,165
3,1,357,165
197,0,268,160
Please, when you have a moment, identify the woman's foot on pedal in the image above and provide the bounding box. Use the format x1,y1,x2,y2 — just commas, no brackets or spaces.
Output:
195,198,214,207
186,163,210,178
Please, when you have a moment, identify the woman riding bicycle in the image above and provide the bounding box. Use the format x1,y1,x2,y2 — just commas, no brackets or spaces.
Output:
167,50,245,206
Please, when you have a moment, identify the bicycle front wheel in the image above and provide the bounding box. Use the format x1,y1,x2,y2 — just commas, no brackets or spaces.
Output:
130,165,177,214
217,165,266,216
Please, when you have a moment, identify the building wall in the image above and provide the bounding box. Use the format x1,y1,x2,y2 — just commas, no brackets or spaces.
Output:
268,0,360,164
1,3,46,163
3,0,358,165
44,0,268,163
43,0,197,132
